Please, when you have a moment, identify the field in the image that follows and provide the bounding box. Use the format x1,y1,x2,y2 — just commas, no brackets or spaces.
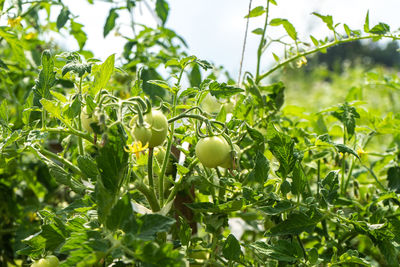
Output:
1,0,400,266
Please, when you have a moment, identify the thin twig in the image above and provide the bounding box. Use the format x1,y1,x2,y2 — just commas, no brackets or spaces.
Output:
237,0,252,86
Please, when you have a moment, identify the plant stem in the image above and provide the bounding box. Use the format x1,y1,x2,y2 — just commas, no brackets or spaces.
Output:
38,147,83,176
77,77,84,155
134,181,161,212
317,160,321,200
237,0,253,85
255,0,270,83
43,127,95,144
256,35,400,83
148,147,155,189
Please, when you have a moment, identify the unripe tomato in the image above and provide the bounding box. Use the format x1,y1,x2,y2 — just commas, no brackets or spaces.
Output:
201,93,221,114
131,123,152,146
45,255,59,267
131,109,168,147
195,136,230,168
81,107,95,133
219,144,241,169
31,256,59,267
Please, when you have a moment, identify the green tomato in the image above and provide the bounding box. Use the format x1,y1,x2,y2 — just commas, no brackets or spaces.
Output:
131,123,152,146
201,93,221,114
45,255,59,267
219,144,241,169
195,136,230,168
80,107,100,133
31,256,59,267
132,109,168,148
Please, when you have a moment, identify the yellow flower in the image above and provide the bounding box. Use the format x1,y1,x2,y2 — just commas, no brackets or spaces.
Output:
8,16,22,27
125,141,149,158
25,32,36,40
296,56,307,68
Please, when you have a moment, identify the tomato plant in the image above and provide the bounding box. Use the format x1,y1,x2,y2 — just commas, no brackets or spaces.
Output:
1,0,400,266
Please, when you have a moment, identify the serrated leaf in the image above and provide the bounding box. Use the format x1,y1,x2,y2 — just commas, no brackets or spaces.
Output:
321,170,339,204
257,200,292,215
249,240,297,262
209,81,244,98
267,123,296,178
312,12,334,31
62,61,92,77
56,6,70,30
90,54,115,96
334,144,360,160
267,211,323,236
106,195,132,231
245,6,265,18
34,50,56,99
269,18,297,40
369,22,390,35
185,200,243,213
77,155,99,179
104,8,119,37
137,214,175,240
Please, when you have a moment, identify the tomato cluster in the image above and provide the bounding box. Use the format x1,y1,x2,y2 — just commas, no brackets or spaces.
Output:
131,109,169,148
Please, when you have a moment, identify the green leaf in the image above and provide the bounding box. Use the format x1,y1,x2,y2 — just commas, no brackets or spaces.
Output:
189,64,201,87
250,152,269,183
267,211,323,236
249,240,297,262
369,22,390,35
70,20,87,50
334,144,360,160
291,162,305,195
245,6,265,18
222,234,242,261
310,35,319,46
185,200,243,213
106,195,132,231
62,61,92,77
269,18,297,40
104,8,119,37
312,12,334,31
252,28,264,35
34,50,56,99
56,6,70,30
209,81,244,98
257,200,292,215
90,54,115,96
267,123,296,178
364,10,370,33
387,166,400,193
40,99,63,121
137,214,175,240
0,0,4,12
155,0,169,25
331,102,360,138
0,99,8,125
77,155,99,179
321,170,339,204
147,80,173,93
343,24,351,37
0,58,9,70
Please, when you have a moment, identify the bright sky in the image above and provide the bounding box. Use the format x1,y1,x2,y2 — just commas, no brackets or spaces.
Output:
4,0,400,78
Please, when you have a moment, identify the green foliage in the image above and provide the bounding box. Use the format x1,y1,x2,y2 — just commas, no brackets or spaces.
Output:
1,0,400,266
